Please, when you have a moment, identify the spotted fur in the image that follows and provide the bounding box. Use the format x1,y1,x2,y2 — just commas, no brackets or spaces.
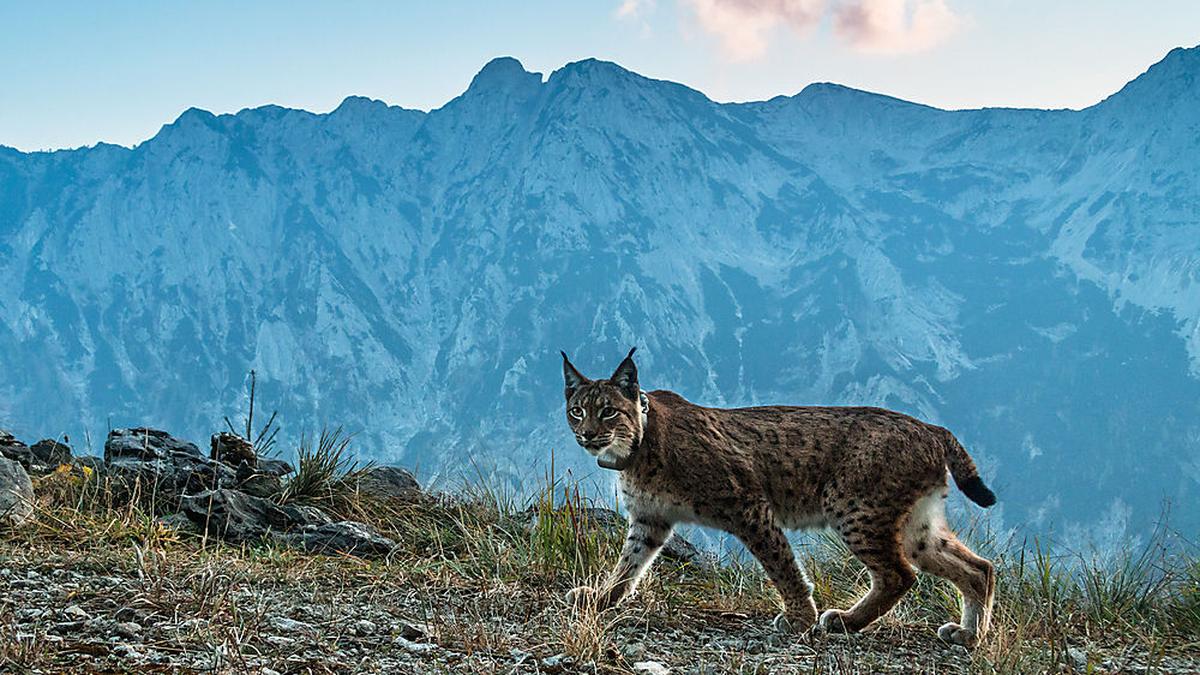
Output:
561,349,997,647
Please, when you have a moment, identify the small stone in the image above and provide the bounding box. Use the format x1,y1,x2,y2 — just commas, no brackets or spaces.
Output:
176,618,208,632
623,642,648,660
633,661,670,675
114,607,143,623
395,636,436,653
399,622,425,640
270,616,315,634
112,643,143,659
63,604,90,620
353,619,377,636
1068,647,1089,671
114,621,142,639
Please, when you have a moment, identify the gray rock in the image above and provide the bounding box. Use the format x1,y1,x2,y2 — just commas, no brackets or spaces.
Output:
179,489,331,543
399,622,425,640
354,466,420,499
257,457,294,477
0,456,34,527
73,456,106,475
541,654,570,672
29,439,72,467
279,520,396,557
211,433,293,479
113,621,142,639
104,428,237,496
105,428,202,462
1,435,72,474
270,616,315,634
0,430,29,464
395,636,436,653
156,512,202,534
63,605,90,620
233,460,285,498
209,432,256,467
236,471,284,499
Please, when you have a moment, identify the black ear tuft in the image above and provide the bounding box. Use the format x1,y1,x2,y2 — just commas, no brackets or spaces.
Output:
610,347,639,400
562,351,588,399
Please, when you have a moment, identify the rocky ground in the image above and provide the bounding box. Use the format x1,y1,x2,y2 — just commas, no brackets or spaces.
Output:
1,427,1198,673
0,546,981,674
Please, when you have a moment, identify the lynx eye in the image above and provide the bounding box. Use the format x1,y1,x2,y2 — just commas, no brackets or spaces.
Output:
569,406,585,420
601,407,619,420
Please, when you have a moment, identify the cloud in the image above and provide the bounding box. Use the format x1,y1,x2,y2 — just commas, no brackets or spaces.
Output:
650,0,961,60
616,0,653,19
683,0,826,61
833,0,962,54
616,0,657,36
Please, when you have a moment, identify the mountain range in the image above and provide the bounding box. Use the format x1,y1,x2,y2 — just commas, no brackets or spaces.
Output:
2,46,1199,545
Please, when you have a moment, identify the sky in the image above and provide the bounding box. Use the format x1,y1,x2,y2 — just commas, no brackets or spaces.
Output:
1,0,1198,152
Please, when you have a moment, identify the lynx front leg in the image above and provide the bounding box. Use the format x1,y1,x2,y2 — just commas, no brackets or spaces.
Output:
569,516,673,612
734,508,819,633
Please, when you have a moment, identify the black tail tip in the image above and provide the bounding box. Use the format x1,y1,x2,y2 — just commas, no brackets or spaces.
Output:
959,476,997,508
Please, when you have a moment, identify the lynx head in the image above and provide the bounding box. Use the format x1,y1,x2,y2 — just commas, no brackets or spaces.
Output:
561,347,648,471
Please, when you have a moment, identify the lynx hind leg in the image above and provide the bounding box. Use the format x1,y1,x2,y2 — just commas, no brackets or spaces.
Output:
903,488,996,647
821,502,916,634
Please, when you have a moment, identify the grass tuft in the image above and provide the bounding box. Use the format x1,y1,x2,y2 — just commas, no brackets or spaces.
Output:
278,427,372,515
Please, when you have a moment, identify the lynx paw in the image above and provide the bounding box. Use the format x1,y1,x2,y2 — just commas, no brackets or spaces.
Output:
818,609,852,633
565,586,591,606
566,586,610,612
772,611,816,634
937,622,979,647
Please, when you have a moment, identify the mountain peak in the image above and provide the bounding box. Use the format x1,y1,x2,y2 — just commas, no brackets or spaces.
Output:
467,57,542,95
549,58,638,88
1097,43,1199,109
332,96,391,115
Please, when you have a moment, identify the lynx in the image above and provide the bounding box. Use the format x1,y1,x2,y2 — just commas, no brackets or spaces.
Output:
561,348,997,647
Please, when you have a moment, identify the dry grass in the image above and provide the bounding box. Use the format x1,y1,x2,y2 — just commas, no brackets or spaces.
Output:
1,455,1198,673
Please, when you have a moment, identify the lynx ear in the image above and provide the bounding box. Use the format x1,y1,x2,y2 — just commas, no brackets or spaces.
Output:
562,351,589,399
610,347,639,400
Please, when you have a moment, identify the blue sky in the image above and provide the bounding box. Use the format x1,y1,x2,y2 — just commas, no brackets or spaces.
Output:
1,0,1198,151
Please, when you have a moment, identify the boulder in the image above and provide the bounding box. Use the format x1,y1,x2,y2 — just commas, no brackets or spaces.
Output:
278,520,396,557
104,428,237,496
0,456,34,527
210,432,292,492
354,466,420,499
0,431,31,468
29,438,72,467
210,433,257,467
106,428,202,462
73,456,106,476
235,461,284,499
257,457,294,477
179,489,331,543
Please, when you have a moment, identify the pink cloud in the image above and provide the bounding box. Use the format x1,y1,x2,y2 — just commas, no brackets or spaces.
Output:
834,0,962,54
683,0,826,61
660,0,962,60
